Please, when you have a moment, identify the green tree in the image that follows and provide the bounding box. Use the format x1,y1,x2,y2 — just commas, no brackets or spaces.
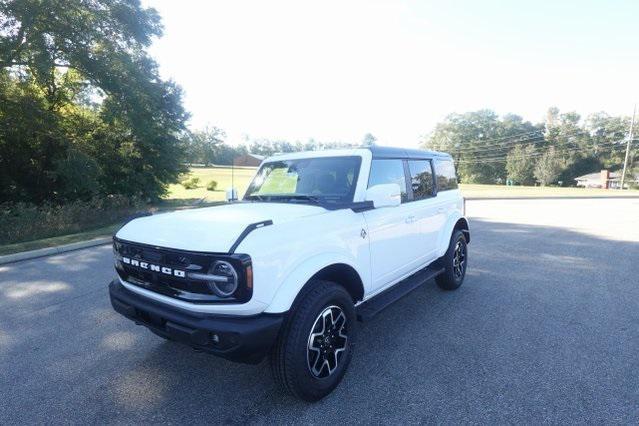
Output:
362,133,377,146
184,127,227,166
584,112,630,168
249,139,297,156
534,147,564,186
0,0,188,203
422,110,541,184
506,145,535,185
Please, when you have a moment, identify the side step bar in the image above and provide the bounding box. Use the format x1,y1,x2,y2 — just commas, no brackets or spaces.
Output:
356,263,444,322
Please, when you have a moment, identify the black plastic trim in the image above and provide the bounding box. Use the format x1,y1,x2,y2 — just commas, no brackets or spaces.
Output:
402,159,414,201
356,262,445,321
109,280,284,364
350,201,375,212
228,220,273,253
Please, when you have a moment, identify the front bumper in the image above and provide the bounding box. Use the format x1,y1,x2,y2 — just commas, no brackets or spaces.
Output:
109,280,284,364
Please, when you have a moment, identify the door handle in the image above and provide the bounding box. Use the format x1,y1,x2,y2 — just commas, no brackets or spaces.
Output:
437,207,445,213
405,215,416,224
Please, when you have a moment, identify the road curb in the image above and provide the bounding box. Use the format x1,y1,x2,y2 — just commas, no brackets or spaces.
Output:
0,237,112,266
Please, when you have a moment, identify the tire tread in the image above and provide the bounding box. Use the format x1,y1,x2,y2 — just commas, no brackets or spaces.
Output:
270,280,353,401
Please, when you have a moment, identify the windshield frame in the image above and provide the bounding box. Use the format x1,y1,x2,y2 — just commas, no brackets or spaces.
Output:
243,155,363,207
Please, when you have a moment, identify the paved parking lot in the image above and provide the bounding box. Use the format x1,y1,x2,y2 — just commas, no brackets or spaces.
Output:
1,198,638,424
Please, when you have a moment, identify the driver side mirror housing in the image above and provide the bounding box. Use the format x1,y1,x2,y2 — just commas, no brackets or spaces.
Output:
365,183,401,208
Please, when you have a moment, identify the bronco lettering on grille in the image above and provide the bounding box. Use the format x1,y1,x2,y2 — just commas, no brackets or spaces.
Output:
122,256,186,278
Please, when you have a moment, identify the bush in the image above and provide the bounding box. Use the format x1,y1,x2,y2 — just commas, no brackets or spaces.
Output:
53,150,102,200
181,177,200,189
207,180,218,191
0,195,147,245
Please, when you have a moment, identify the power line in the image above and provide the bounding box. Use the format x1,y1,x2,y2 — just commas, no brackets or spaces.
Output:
457,139,631,164
459,139,623,162
435,128,594,156
452,128,625,159
458,128,595,152
453,136,545,155
458,145,630,165
458,140,629,163
425,131,543,152
462,129,544,144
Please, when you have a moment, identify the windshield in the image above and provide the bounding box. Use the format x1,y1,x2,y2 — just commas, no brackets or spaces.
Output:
244,156,362,206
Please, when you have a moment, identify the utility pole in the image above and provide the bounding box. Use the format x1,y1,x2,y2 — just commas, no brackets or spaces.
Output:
620,104,636,190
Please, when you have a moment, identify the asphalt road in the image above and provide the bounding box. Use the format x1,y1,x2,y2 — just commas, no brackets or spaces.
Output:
1,199,638,424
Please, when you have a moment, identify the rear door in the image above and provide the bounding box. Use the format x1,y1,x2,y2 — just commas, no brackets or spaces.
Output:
432,158,461,245
405,159,440,264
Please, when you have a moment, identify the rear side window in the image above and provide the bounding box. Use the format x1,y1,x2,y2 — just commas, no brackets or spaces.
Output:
408,160,435,200
368,159,408,203
435,159,459,191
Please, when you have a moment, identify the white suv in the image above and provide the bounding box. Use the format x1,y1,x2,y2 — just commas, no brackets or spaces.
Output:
109,146,470,401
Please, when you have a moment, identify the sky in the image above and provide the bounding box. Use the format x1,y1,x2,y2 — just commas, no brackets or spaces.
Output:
145,0,638,148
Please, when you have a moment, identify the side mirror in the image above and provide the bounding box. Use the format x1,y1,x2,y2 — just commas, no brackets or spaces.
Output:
365,183,401,208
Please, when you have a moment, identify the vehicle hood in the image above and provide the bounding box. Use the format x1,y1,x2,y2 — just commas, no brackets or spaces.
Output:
115,202,326,253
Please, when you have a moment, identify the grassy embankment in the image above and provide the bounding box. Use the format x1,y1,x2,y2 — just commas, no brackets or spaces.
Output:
0,166,257,256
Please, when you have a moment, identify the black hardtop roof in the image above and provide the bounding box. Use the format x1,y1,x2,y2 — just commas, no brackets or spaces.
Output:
366,145,452,160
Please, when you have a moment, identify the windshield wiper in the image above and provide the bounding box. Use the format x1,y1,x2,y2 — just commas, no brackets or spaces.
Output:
245,194,333,207
269,194,323,205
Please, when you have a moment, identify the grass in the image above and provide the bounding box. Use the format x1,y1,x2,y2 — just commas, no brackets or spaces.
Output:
459,184,639,198
166,166,256,202
0,199,225,257
0,223,122,256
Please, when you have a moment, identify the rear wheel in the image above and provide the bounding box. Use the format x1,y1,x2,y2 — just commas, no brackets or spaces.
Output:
435,230,468,290
270,280,355,401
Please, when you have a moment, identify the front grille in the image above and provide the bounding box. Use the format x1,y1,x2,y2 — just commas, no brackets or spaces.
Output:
113,238,251,304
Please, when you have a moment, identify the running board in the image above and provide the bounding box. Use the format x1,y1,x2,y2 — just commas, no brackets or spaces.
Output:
356,263,444,322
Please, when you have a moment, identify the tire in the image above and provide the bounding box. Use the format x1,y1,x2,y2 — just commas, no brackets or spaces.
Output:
270,280,355,401
435,230,468,291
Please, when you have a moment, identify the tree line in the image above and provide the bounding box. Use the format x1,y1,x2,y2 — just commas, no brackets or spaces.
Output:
421,109,636,186
180,128,360,166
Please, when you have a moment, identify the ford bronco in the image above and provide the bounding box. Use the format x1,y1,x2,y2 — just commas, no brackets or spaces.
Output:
109,146,470,401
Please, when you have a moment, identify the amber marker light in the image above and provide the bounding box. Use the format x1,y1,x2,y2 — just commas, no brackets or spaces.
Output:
246,264,253,290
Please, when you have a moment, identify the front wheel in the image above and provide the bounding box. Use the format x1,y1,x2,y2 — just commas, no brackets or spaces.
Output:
270,280,355,401
435,230,468,290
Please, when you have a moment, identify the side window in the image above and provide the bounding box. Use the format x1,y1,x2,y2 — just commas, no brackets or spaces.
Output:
434,159,459,191
368,159,408,203
408,160,435,200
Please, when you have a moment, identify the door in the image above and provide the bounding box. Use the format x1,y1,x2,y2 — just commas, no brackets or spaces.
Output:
405,159,440,263
363,158,418,292
431,157,461,247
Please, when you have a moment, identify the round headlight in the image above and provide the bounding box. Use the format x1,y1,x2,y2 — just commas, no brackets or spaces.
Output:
208,260,238,297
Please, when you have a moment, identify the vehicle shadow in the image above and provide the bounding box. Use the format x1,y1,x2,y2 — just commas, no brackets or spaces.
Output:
1,219,638,424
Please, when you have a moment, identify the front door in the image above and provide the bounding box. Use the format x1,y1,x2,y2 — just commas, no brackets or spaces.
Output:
363,158,419,292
